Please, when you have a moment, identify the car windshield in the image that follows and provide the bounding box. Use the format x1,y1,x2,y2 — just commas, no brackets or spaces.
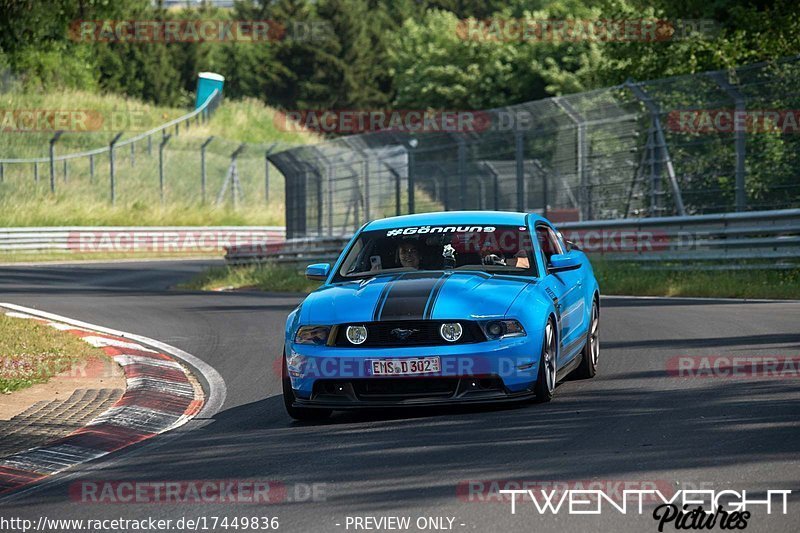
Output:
335,224,538,280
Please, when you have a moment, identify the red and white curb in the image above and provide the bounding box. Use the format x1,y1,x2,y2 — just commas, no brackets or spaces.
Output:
0,304,211,496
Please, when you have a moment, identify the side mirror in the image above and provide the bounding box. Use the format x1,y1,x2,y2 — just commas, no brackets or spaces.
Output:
305,263,331,281
548,253,581,273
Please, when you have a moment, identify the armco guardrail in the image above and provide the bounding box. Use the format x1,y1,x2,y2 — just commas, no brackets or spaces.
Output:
0,226,285,253
224,209,800,270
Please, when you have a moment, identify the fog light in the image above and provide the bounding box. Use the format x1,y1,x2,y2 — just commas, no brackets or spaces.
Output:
487,321,504,337
346,325,368,345
440,322,463,342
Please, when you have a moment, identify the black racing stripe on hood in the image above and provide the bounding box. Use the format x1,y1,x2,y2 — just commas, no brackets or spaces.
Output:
378,272,445,321
423,273,450,319
372,275,399,321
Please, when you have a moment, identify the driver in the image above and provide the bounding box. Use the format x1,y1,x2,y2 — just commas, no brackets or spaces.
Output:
397,239,421,268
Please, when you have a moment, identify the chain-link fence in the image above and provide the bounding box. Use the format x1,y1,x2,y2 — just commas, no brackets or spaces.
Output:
269,56,800,239
0,90,300,221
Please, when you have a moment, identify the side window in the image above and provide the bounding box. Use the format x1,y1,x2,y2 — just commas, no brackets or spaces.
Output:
536,225,563,270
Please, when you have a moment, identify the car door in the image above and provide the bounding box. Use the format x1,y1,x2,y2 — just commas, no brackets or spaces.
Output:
535,223,585,365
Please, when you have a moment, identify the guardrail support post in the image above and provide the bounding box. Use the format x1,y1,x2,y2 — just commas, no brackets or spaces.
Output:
160,134,172,204
63,159,68,183
147,135,152,156
89,154,95,183
34,162,39,183
49,131,63,193
109,132,124,205
0,162,4,183
130,142,135,167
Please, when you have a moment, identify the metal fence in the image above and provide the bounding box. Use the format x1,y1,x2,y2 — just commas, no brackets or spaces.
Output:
269,56,800,239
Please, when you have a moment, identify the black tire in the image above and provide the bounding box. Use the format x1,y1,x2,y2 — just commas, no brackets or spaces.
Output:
533,318,558,403
574,299,599,379
282,353,332,421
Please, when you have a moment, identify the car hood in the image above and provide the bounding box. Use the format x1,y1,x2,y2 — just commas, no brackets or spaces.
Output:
301,271,533,324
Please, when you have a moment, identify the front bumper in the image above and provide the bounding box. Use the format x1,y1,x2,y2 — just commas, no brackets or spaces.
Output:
285,335,541,408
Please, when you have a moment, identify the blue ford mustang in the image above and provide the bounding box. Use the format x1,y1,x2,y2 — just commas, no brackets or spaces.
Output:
282,211,600,420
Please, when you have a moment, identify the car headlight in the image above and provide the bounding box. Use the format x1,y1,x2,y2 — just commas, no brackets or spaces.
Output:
483,320,526,340
440,322,463,342
345,325,368,345
294,325,331,345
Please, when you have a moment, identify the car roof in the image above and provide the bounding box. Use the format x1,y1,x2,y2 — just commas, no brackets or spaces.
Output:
364,210,550,231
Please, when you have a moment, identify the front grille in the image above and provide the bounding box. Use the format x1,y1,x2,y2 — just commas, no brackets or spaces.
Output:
353,378,459,399
333,320,485,347
311,376,507,402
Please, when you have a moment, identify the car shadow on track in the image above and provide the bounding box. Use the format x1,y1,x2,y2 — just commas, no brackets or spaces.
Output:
8,374,800,513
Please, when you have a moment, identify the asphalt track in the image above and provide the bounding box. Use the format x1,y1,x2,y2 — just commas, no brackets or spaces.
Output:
0,260,798,533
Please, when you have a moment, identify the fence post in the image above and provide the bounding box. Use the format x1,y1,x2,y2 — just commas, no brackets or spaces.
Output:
363,159,370,222
264,142,276,205
514,130,525,212
200,136,214,205
109,132,123,205
327,166,334,235
407,139,417,214
49,131,63,193
234,144,245,210
395,162,402,217
554,97,587,220
457,137,467,209
159,134,172,204
316,169,323,235
709,71,747,212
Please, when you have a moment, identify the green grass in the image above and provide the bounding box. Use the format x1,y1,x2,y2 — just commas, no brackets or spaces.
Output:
0,313,107,394
177,264,322,293
593,261,800,299
178,260,800,299
1,90,318,227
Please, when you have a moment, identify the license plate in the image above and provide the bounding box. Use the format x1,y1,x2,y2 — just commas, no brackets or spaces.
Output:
369,357,441,376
